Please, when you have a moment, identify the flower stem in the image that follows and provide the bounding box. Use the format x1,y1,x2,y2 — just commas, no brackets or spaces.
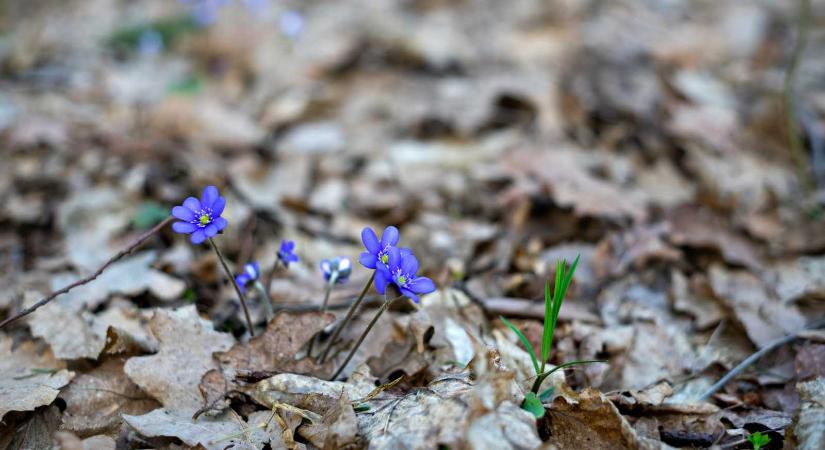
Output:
318,271,375,363
263,259,281,298
209,237,255,337
330,292,399,381
307,272,337,357
255,281,275,321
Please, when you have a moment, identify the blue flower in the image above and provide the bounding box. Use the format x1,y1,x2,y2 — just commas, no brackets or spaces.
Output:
278,240,299,267
375,247,436,303
234,261,260,294
171,185,228,244
359,226,412,270
320,257,352,284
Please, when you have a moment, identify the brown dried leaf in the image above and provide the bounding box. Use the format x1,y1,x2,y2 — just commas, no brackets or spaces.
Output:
215,311,334,378
792,377,825,450
60,357,159,437
0,337,74,420
0,405,62,450
547,388,668,449
123,408,267,450
124,306,234,415
709,265,807,349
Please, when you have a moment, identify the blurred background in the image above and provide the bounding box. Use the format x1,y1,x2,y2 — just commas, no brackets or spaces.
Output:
2,0,825,401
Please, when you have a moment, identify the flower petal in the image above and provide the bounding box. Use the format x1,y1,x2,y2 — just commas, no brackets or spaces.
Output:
399,247,412,258
408,277,436,295
320,260,331,275
361,227,380,254
374,269,389,294
359,252,377,269
213,217,228,231
172,206,195,221
211,196,226,216
400,253,419,276
190,229,207,244
183,197,201,212
400,288,419,303
380,226,399,248
204,223,218,237
201,185,219,209
172,221,197,234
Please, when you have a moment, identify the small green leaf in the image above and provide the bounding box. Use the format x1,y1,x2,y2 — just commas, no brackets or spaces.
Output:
538,387,555,402
501,316,540,375
353,403,370,413
746,431,770,450
133,202,169,229
522,392,545,418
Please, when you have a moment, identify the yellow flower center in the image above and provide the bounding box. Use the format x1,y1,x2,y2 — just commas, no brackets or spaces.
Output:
199,214,210,225
380,254,389,264
397,275,406,285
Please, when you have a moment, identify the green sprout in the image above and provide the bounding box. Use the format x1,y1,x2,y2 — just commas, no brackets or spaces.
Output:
501,256,604,417
747,431,771,450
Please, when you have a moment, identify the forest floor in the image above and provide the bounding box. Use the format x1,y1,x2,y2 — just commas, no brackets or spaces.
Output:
1,0,825,449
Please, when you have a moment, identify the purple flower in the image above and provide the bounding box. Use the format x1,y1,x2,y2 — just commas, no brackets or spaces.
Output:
171,185,228,244
374,247,436,303
320,257,352,284
277,240,299,267
359,226,411,270
234,261,260,293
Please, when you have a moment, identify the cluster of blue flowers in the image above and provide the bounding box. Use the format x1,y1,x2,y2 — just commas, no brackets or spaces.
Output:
172,186,435,304
360,226,435,303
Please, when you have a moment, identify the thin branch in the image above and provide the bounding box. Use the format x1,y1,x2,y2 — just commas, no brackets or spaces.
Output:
697,316,825,402
0,216,173,330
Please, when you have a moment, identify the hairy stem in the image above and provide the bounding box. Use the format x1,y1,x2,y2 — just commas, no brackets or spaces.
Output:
330,292,399,381
318,272,375,363
0,216,173,330
263,259,280,298
784,0,813,189
209,238,255,337
255,281,275,321
307,273,337,357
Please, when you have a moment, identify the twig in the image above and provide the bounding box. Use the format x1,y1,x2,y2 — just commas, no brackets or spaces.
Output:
0,216,173,330
697,316,825,402
209,237,255,337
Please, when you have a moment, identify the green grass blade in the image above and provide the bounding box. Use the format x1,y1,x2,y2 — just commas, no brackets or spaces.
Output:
537,359,606,378
541,277,554,367
501,316,540,375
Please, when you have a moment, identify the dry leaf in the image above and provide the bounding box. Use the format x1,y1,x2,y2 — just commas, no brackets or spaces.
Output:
60,357,159,437
124,306,234,415
0,336,74,420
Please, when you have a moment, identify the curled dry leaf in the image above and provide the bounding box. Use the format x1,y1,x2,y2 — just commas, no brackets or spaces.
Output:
547,388,668,450
0,336,74,420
